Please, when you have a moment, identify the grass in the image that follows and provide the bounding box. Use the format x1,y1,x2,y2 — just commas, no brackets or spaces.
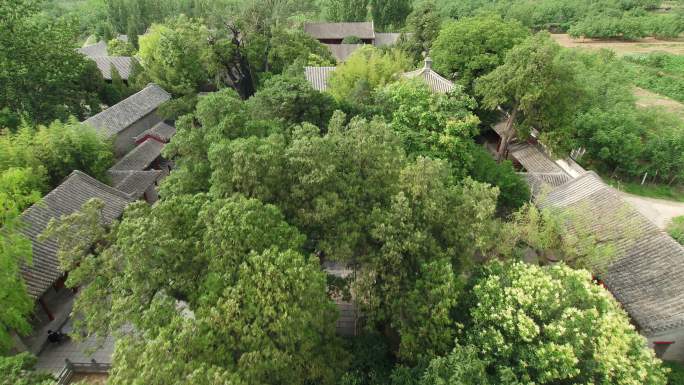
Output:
607,178,684,202
667,215,684,244
623,52,684,103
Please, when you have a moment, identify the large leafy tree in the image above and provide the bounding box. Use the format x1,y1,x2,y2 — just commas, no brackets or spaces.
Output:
43,196,345,384
358,159,498,363
431,15,529,92
398,1,442,65
376,78,479,178
248,74,336,128
421,261,668,385
139,16,255,98
370,0,412,31
475,32,582,161
0,0,104,128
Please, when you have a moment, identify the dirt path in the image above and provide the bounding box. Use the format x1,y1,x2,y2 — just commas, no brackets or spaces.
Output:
633,87,684,117
551,33,684,56
620,192,684,229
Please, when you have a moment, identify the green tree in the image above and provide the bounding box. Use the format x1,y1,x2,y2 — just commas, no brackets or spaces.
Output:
431,15,529,92
323,0,369,21
107,37,136,56
0,0,104,128
421,261,668,385
467,145,529,212
398,1,442,65
44,196,345,384
376,78,480,177
138,16,218,96
327,46,410,106
139,16,255,98
370,0,412,31
358,159,498,363
0,200,33,354
475,33,582,161
248,74,336,128
0,352,55,385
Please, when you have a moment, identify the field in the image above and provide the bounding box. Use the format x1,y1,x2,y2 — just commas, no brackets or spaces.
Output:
552,33,684,56
633,87,684,117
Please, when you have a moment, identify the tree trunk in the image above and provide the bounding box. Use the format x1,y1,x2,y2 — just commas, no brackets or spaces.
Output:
211,23,256,100
496,106,518,162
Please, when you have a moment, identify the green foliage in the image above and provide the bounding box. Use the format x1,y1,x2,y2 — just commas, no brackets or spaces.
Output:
398,1,441,64
138,16,218,96
376,78,479,177
665,360,684,385
624,52,684,104
568,14,648,40
0,201,33,354
327,46,410,106
358,161,498,363
0,119,113,210
342,35,364,44
107,37,136,56
467,146,530,212
339,333,394,385
476,33,582,156
422,261,668,385
496,204,618,272
435,0,660,32
323,0,369,22
668,216,684,245
370,0,412,31
0,353,55,385
263,29,336,75
248,74,336,128
0,0,105,128
431,15,529,91
44,196,345,384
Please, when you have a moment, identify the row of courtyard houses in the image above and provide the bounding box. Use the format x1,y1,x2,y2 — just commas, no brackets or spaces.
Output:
303,21,402,61
10,84,174,380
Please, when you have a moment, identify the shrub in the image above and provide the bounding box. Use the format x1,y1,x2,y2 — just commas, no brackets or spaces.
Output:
667,216,684,245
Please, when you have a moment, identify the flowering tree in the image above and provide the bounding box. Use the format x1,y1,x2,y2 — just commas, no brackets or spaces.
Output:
422,261,668,385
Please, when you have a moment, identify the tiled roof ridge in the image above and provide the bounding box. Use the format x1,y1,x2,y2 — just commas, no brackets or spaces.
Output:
55,170,134,202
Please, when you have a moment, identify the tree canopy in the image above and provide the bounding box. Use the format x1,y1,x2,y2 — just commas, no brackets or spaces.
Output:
0,0,105,128
431,15,529,92
421,261,668,385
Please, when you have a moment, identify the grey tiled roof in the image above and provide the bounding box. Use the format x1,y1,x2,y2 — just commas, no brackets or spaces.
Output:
109,139,164,172
402,59,455,94
304,66,336,92
510,143,566,174
374,32,401,46
304,22,375,40
133,121,176,143
77,41,108,58
19,171,133,298
539,172,684,335
108,170,162,198
83,84,171,138
523,172,574,197
324,44,364,62
90,56,136,80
